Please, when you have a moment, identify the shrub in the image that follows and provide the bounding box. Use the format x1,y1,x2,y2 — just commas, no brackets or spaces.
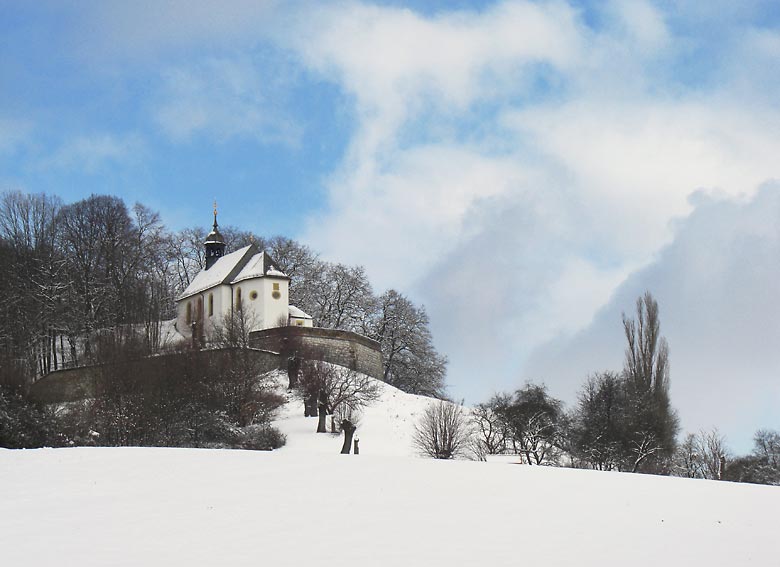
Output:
412,400,471,459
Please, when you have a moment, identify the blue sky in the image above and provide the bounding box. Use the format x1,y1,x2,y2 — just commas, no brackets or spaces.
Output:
2,0,780,450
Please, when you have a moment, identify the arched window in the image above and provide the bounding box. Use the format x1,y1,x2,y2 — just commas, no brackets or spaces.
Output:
208,293,214,317
235,287,242,309
186,302,192,325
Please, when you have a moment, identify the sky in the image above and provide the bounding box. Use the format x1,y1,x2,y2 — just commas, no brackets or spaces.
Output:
1,0,779,451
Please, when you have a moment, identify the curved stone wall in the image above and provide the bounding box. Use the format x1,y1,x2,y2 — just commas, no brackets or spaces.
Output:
249,327,383,380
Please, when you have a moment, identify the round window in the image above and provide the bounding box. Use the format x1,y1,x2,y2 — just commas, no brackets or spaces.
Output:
272,290,281,299
249,291,258,300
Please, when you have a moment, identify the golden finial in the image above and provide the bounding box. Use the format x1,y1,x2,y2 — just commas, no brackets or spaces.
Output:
212,200,218,229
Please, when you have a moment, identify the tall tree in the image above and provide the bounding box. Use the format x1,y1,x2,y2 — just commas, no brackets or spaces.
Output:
621,292,679,472
368,290,447,397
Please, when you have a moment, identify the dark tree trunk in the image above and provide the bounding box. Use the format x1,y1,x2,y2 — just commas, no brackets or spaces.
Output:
304,393,318,417
317,403,328,433
341,420,356,454
287,355,300,390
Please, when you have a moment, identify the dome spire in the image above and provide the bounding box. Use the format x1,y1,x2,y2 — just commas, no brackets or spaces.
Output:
204,202,226,270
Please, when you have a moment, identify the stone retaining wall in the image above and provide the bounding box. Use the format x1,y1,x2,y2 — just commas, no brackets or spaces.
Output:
249,327,383,380
29,348,281,404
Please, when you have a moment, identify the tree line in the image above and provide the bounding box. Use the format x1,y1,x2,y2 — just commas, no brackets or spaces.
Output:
0,190,447,397
416,292,780,486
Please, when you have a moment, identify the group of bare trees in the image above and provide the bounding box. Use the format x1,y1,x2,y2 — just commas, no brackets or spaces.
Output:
453,291,778,485
291,359,380,453
673,428,780,485
466,293,679,472
0,192,176,386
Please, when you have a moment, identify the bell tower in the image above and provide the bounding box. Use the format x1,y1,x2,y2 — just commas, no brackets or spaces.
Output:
204,201,226,270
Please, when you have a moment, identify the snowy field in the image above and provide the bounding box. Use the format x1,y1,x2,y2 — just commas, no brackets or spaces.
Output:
2,378,779,566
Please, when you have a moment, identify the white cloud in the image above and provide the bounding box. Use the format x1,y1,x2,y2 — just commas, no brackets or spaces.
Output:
43,133,144,173
153,56,300,145
503,98,780,258
284,0,584,158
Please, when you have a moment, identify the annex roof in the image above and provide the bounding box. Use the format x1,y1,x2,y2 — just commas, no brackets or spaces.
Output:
288,305,312,319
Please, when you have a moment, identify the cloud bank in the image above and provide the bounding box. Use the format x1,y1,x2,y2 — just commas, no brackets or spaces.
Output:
524,185,780,449
8,1,779,448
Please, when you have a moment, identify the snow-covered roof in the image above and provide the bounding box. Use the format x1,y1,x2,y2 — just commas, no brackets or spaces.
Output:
288,305,312,319
231,252,290,284
177,245,290,301
178,245,254,300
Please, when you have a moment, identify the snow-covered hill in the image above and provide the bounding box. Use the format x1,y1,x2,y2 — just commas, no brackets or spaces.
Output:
2,376,779,566
273,371,438,457
3,447,778,566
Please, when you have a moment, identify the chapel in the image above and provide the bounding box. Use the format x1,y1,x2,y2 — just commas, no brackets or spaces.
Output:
175,208,313,340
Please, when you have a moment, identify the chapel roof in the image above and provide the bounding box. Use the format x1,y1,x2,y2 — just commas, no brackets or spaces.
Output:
176,244,290,301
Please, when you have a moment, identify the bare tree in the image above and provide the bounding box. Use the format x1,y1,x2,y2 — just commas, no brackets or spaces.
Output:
472,397,509,456
672,429,729,480
753,429,780,469
570,372,626,471
673,433,705,478
367,290,447,397
697,428,730,480
297,361,380,434
311,263,376,332
412,400,471,459
211,299,256,349
621,292,679,472
494,384,566,466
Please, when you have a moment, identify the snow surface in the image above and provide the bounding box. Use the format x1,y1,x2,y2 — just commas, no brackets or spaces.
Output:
158,318,187,348
2,376,779,566
273,372,437,457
